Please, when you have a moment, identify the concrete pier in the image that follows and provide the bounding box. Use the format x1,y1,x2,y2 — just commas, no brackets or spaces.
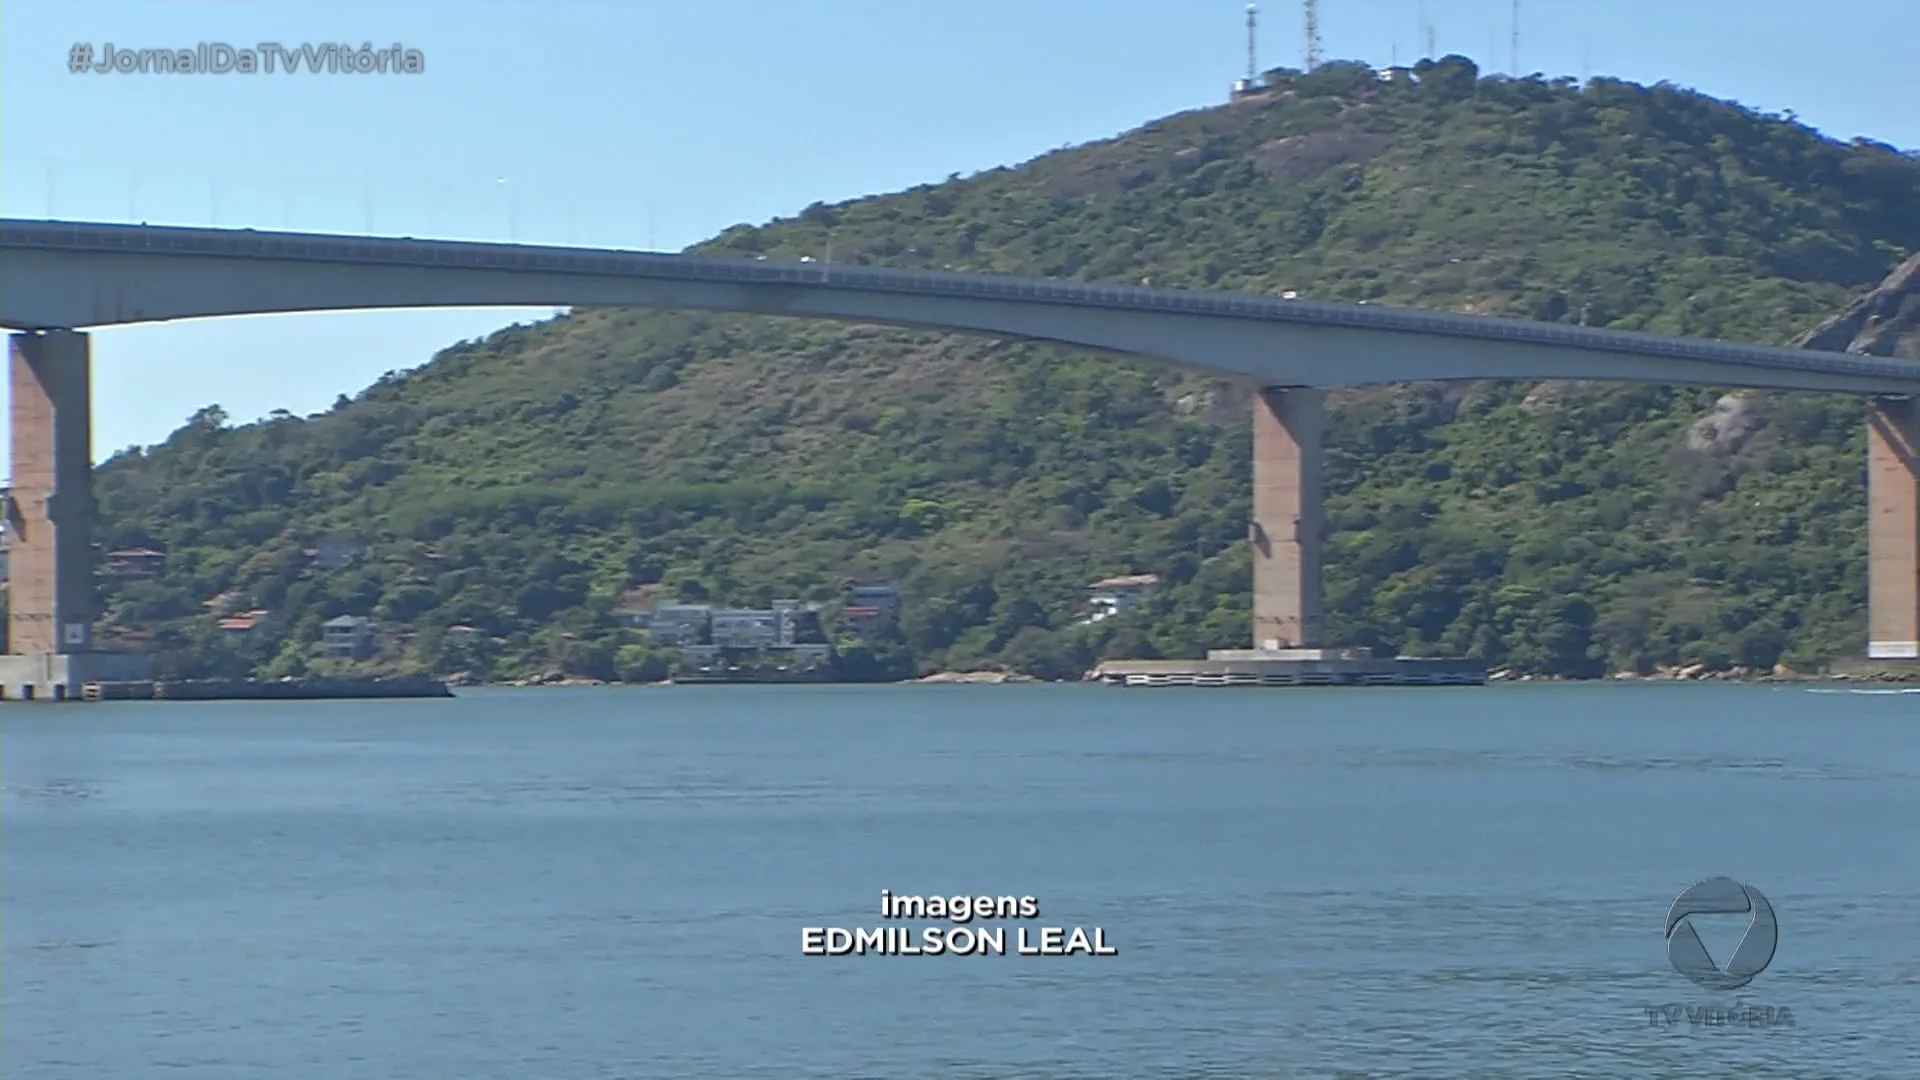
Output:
1251,387,1326,649
1218,388,1488,688
0,652,152,701
2,330,152,700
8,329,95,654
1868,396,1920,660
1092,648,1487,688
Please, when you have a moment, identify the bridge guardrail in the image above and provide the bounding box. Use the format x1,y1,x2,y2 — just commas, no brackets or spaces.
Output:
5,219,1918,385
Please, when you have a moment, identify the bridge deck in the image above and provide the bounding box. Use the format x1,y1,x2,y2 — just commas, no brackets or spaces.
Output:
6,219,1919,389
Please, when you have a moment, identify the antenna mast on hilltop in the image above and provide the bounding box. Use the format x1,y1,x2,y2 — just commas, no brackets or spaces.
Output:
1245,3,1259,82
1303,0,1322,71
1229,4,1262,98
1511,0,1521,73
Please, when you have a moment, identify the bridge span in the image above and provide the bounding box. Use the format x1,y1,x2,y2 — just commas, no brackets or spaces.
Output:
6,219,1920,395
1,220,1916,695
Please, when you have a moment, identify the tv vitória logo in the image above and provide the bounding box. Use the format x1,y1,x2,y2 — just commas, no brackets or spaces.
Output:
1664,877,1777,991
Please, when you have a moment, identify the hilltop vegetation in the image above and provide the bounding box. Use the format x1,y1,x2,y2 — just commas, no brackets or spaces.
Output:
53,56,1920,681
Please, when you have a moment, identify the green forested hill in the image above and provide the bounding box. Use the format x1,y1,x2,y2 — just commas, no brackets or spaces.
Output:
71,56,1920,681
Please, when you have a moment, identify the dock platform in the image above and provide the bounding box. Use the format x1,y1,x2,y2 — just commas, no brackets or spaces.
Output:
1091,648,1486,688
74,675,454,702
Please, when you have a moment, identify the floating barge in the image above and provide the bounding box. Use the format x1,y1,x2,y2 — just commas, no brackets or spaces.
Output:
1091,648,1486,688
82,675,455,702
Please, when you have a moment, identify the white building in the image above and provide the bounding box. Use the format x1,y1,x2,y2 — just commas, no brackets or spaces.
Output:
1086,574,1161,623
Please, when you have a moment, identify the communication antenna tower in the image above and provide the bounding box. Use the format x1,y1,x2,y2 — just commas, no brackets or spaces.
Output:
1246,4,1259,82
1303,0,1322,72
1511,0,1521,73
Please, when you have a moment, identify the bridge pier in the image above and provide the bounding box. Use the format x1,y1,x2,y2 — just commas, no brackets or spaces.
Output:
1868,395,1920,661
1,331,146,700
1250,387,1326,649
7,328,95,655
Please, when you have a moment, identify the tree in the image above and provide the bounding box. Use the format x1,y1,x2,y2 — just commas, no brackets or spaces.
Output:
1001,627,1088,682
615,644,673,683
1416,55,1480,99
831,637,915,682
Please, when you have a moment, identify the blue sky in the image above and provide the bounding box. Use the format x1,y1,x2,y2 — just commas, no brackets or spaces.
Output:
2,0,1915,471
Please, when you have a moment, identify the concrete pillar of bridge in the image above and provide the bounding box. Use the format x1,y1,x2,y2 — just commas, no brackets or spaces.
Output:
6,330,96,660
1867,395,1920,662
1250,387,1326,650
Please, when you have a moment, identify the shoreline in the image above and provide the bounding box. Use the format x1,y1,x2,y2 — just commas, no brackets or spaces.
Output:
451,667,1920,689
469,669,1043,688
1501,667,1920,684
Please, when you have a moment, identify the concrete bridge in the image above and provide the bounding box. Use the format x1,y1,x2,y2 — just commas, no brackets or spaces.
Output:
2,219,1917,694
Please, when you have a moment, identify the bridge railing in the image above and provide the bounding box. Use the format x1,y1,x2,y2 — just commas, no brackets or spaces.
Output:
5,219,1917,386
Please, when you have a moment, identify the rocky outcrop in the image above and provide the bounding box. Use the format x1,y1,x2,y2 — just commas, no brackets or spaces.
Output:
1519,380,1589,413
1685,391,1764,455
1794,251,1920,358
1250,128,1392,184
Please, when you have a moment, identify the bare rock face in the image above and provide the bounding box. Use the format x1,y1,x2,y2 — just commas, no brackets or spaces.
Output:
1794,251,1920,359
1519,380,1589,413
1250,129,1392,184
1387,381,1474,425
1677,252,1918,458
1686,391,1763,455
1170,381,1253,425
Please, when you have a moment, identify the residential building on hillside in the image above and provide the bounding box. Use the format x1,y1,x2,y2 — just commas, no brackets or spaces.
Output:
1087,573,1161,622
215,609,275,638
779,605,826,646
847,584,900,610
678,645,723,669
652,597,836,675
841,582,900,636
105,547,167,581
203,590,248,617
712,609,781,649
323,615,377,660
650,604,713,645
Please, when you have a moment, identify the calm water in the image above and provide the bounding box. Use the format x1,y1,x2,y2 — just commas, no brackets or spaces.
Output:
3,683,1917,1078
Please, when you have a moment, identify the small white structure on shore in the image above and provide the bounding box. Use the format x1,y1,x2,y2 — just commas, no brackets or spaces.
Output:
1085,574,1161,623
